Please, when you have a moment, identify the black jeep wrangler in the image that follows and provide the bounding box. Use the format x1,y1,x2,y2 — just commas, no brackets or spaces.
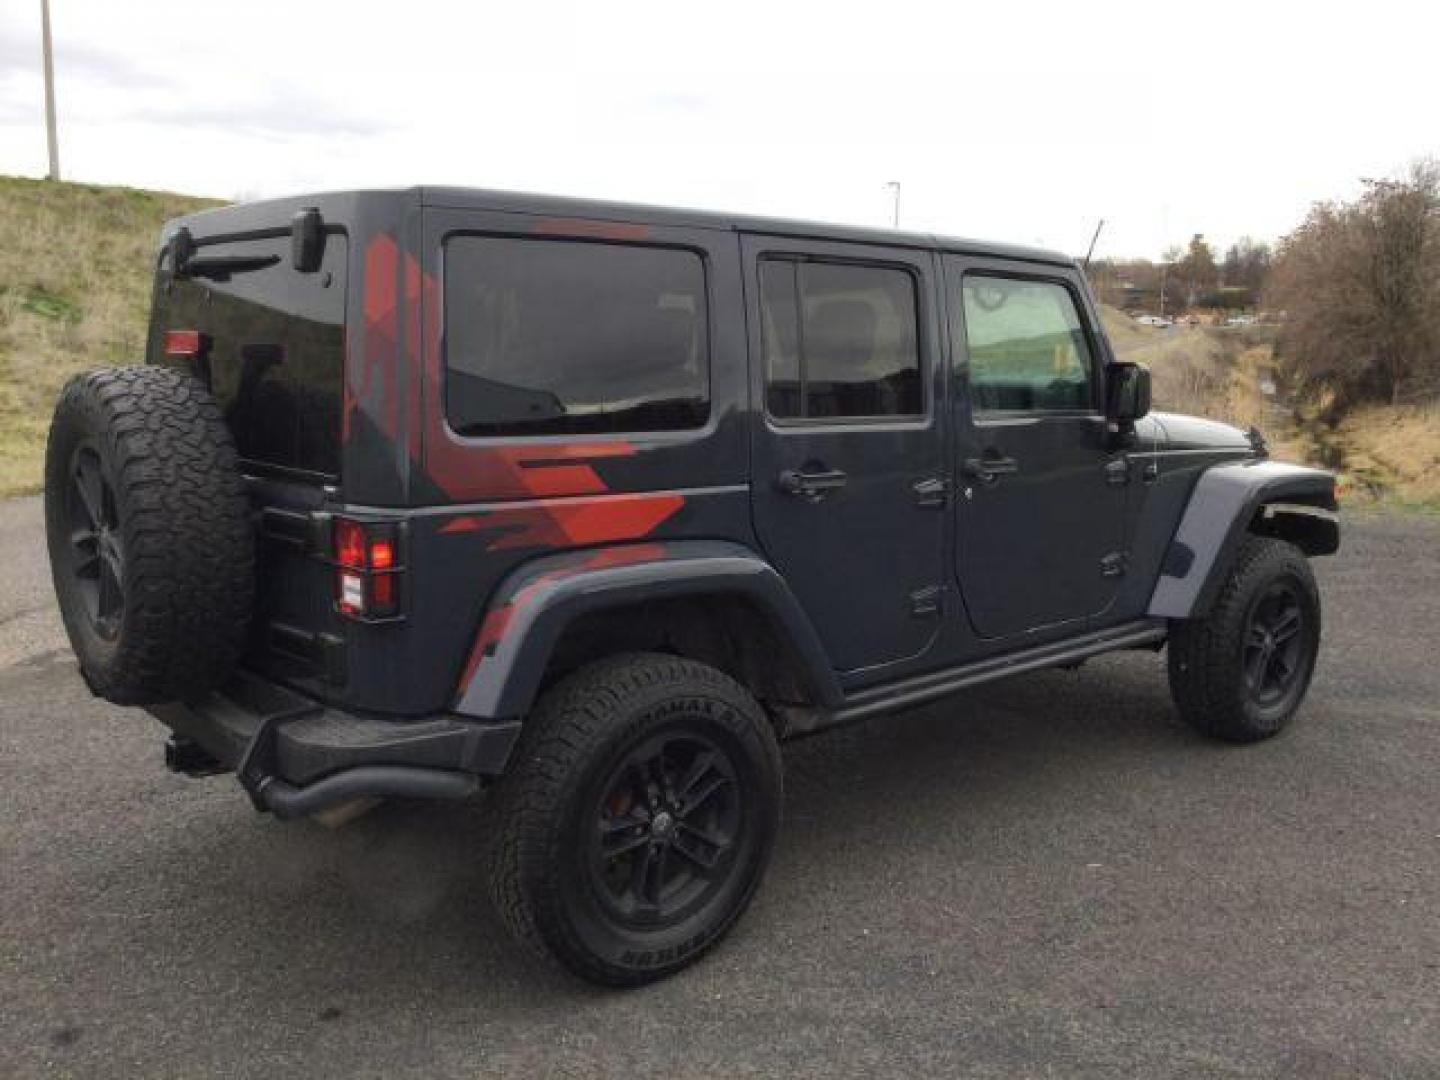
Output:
45,188,1339,985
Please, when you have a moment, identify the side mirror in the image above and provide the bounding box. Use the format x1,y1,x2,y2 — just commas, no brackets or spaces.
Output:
291,207,326,273
1105,361,1151,424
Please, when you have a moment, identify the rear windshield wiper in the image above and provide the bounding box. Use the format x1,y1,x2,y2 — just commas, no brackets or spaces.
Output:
178,253,281,281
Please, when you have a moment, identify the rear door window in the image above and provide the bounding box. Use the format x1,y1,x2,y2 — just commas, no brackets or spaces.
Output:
759,259,922,421
444,237,709,436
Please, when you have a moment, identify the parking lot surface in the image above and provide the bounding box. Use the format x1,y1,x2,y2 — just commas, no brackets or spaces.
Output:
2,496,1437,1078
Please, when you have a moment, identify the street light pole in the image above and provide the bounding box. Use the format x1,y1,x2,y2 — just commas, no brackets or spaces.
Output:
885,181,900,228
41,0,60,180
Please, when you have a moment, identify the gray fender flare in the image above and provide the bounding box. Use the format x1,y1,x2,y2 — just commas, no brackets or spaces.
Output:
1148,460,1338,620
452,540,843,719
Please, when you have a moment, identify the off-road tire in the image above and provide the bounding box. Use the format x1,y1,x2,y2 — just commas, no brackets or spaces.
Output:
44,366,253,705
489,653,783,986
1167,536,1320,743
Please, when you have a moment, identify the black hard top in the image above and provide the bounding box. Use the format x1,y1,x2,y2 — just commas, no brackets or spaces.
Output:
172,185,1075,268
420,185,1075,267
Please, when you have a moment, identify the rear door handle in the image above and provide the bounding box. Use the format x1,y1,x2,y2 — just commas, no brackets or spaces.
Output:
777,467,848,500
962,456,1018,484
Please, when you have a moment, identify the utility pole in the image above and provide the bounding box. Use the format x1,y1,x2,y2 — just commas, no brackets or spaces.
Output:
885,181,900,228
41,0,60,180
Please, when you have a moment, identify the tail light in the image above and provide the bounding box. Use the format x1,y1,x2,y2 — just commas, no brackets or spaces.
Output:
163,329,208,359
332,516,403,620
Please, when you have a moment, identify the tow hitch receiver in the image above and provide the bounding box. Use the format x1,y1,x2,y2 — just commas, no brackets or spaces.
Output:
164,735,228,778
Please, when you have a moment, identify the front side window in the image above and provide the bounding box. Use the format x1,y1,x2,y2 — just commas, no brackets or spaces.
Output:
444,237,708,436
760,258,922,420
960,276,1096,415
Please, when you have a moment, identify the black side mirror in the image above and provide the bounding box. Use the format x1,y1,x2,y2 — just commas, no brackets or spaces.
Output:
291,208,325,273
1105,361,1151,424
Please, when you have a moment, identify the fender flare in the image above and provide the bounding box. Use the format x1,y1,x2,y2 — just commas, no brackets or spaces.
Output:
452,540,843,719
1148,459,1338,620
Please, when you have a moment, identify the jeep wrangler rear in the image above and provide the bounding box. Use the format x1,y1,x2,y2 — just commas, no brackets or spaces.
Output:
44,187,1338,985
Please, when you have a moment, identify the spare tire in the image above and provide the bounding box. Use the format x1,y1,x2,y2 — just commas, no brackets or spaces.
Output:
44,366,254,705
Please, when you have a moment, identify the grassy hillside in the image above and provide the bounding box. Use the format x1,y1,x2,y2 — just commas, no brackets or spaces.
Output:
0,176,220,496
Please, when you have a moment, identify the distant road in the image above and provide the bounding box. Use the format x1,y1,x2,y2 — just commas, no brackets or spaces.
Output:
3,495,1439,1078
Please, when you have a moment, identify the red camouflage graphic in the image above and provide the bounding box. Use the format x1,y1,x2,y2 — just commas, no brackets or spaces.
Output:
456,543,669,693
349,230,689,703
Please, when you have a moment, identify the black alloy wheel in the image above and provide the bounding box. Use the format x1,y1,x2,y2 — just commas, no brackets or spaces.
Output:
1241,581,1306,708
65,443,125,641
589,731,746,929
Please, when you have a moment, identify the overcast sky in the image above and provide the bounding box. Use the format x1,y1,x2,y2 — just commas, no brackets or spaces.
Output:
2,0,1436,258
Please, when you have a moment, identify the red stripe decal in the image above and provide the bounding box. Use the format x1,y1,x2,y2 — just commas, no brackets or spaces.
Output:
532,218,650,241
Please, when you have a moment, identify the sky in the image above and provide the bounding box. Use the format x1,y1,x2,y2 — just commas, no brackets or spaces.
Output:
2,0,1437,260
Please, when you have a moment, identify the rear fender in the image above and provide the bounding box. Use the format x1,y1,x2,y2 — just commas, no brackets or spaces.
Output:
1149,460,1338,619
453,540,842,719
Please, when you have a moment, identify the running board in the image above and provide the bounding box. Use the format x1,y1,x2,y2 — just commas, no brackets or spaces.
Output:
778,619,1167,737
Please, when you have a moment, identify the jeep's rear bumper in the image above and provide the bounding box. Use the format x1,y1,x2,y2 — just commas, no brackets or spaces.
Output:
147,670,521,819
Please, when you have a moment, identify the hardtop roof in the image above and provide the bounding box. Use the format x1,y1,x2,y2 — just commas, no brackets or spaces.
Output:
418,186,1075,267
168,185,1077,269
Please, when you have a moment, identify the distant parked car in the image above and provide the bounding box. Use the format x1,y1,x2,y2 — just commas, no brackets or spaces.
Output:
1226,314,1257,326
1135,315,1172,327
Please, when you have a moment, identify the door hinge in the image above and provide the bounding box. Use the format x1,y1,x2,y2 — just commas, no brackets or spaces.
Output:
1105,458,1131,486
1100,551,1128,578
909,584,944,618
912,476,950,508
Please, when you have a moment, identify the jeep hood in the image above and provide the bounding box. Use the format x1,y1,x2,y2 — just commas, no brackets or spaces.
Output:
1149,412,1254,452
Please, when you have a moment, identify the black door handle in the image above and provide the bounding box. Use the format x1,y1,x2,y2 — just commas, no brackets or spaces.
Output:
778,467,848,500
962,456,1019,483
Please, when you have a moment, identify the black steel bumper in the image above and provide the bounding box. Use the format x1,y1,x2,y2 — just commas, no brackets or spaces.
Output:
147,670,521,820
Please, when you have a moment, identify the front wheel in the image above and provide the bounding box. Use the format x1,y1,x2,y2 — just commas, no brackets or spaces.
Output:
488,653,782,985
1168,536,1321,743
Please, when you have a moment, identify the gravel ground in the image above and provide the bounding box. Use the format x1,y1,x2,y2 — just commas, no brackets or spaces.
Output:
2,495,1437,1078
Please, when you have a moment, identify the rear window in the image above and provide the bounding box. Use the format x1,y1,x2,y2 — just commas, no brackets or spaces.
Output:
151,232,347,477
444,236,709,437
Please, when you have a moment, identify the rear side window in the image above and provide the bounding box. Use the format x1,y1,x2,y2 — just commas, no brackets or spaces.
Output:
960,276,1096,415
444,237,708,436
760,259,922,420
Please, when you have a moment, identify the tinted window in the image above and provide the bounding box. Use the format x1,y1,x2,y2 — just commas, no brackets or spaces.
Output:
760,259,922,420
445,237,708,436
961,276,1095,414
150,234,347,477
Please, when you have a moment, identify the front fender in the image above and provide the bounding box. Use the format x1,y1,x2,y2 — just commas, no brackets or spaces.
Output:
452,540,842,719
1148,460,1338,620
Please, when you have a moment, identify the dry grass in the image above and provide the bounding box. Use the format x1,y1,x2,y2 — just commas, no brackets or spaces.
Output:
0,175,219,496
1335,403,1440,509
1096,303,1154,350
1103,305,1440,509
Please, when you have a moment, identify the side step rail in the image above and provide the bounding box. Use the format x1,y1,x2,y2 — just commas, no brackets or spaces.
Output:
780,619,1168,737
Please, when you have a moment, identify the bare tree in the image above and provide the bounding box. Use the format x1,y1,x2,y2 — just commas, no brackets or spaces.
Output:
1266,160,1440,411
1222,239,1272,305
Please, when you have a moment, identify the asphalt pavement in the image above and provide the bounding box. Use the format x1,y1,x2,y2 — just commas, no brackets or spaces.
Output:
2,495,1437,1078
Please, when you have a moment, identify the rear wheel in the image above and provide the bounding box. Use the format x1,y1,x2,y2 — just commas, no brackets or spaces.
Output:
44,366,253,705
1167,536,1321,742
489,653,782,985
